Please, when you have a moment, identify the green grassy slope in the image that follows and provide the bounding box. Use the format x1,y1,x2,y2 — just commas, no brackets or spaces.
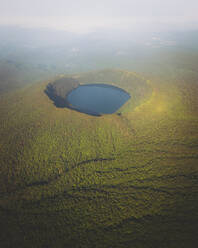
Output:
0,69,198,248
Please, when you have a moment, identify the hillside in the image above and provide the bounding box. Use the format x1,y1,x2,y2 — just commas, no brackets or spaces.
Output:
0,69,198,248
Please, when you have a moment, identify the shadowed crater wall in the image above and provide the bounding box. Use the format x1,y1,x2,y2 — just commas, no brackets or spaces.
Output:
45,77,79,108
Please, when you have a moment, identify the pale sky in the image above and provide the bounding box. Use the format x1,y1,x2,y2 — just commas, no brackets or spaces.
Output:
0,0,198,33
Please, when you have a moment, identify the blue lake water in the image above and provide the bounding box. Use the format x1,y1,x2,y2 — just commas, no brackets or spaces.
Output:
66,84,131,116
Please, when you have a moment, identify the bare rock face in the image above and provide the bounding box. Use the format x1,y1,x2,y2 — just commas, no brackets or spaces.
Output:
45,77,79,107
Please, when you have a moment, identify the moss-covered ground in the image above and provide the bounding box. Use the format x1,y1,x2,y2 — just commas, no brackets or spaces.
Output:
0,69,198,248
